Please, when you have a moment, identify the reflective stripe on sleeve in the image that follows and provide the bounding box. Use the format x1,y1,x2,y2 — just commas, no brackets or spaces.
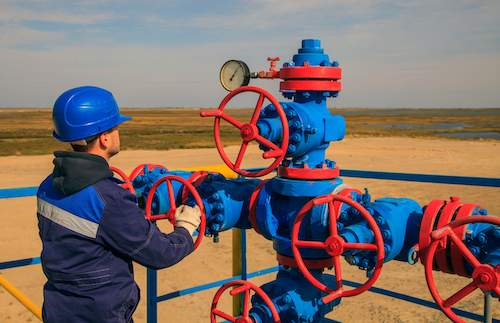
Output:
38,197,99,238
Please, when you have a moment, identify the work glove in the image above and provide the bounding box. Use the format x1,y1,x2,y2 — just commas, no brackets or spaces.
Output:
174,205,201,236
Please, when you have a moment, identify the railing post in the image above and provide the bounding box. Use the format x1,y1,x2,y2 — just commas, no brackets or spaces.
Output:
232,228,247,317
147,267,158,323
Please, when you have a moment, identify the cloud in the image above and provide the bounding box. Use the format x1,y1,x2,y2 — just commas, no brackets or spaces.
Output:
0,5,122,25
0,0,498,108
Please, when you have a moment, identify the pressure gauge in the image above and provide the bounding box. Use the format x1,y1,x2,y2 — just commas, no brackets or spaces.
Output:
220,60,250,91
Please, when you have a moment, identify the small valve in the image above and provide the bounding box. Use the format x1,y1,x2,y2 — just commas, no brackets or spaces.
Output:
267,57,280,71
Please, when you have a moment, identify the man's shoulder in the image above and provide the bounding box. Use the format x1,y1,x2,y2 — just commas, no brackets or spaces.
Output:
92,178,136,203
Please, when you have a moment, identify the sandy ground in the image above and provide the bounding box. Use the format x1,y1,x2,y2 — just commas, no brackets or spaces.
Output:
0,137,499,323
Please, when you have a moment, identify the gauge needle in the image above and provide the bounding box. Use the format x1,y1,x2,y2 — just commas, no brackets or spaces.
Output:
229,66,241,81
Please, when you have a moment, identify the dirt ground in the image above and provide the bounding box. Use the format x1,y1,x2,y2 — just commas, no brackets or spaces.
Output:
0,137,499,323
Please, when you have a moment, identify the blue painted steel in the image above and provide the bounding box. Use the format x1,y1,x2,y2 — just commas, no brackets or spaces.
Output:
0,257,40,270
292,39,330,67
254,177,344,257
254,39,346,170
132,168,194,214
257,102,345,168
146,268,157,323
465,220,500,275
339,169,500,188
250,267,340,323
343,280,500,323
341,197,423,274
1,169,495,201
185,178,261,237
156,265,280,303
0,187,38,199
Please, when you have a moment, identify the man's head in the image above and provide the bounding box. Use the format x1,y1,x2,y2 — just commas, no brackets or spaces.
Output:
52,86,131,160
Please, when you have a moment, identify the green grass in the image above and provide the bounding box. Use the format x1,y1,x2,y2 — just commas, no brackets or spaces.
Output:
0,107,498,156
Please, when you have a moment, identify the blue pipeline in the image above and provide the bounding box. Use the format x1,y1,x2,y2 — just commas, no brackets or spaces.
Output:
257,101,345,168
255,39,345,169
132,169,197,215
132,167,261,237
186,178,261,236
464,220,500,274
254,177,344,258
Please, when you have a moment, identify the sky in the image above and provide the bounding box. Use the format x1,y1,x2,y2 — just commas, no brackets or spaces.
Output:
0,0,499,109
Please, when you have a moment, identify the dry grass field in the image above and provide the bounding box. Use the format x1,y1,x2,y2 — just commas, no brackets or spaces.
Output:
0,107,498,156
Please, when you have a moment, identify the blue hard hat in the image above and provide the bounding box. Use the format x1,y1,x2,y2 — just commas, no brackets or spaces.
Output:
52,86,132,142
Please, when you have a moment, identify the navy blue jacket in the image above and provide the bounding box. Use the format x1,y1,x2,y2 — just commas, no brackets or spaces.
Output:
37,151,194,323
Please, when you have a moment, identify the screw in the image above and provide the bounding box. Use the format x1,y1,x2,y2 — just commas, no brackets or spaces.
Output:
376,216,386,226
477,233,488,244
215,203,224,211
348,256,359,265
291,133,302,143
287,109,296,118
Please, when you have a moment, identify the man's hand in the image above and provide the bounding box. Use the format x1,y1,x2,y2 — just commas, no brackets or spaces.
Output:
174,205,201,235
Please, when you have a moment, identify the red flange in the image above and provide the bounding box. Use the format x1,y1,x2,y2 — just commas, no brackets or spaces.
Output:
435,197,463,274
110,166,136,195
277,164,340,180
425,216,500,323
279,66,342,80
419,199,447,267
211,280,281,323
280,80,341,92
276,253,334,269
200,86,289,178
144,175,205,250
291,194,384,304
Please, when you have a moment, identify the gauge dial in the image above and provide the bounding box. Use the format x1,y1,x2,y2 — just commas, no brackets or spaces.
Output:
220,60,250,91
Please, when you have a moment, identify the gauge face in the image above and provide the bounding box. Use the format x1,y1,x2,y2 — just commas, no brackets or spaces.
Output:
220,60,250,91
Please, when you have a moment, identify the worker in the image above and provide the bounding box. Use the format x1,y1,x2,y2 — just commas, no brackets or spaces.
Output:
36,86,201,323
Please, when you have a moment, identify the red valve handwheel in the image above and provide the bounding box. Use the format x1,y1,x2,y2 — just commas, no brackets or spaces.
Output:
110,166,136,195
200,86,289,178
211,280,281,323
291,194,385,304
425,216,500,323
129,163,168,180
180,171,223,203
145,175,205,250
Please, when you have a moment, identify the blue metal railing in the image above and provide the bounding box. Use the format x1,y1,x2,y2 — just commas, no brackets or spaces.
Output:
1,169,498,323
